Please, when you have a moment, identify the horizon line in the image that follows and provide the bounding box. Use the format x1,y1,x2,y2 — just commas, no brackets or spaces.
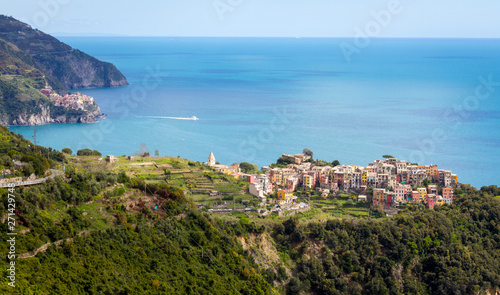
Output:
53,35,500,40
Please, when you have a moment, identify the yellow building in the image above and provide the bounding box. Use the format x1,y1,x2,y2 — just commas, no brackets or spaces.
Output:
329,170,336,181
303,175,314,189
417,187,427,202
218,168,233,175
277,190,293,205
361,171,368,185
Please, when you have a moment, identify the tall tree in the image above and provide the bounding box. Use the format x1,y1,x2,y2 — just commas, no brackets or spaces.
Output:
303,148,313,158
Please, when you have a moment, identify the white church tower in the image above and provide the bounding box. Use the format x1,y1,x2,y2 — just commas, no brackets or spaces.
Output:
207,151,216,166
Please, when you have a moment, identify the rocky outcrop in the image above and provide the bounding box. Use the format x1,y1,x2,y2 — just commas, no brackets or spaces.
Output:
10,112,101,126
6,104,104,126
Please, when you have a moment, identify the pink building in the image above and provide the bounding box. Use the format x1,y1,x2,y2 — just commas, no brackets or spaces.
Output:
442,187,454,204
426,194,437,209
242,174,255,184
285,177,299,192
411,191,420,203
393,184,405,203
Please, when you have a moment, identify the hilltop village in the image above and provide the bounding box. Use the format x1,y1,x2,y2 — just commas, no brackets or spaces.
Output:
206,151,458,212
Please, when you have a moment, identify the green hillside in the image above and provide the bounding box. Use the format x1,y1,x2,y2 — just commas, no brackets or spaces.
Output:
0,126,499,294
0,15,128,91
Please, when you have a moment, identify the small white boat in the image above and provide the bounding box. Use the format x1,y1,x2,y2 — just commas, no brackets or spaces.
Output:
187,116,199,120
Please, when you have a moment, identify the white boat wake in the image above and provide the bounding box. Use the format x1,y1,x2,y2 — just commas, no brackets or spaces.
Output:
142,116,199,121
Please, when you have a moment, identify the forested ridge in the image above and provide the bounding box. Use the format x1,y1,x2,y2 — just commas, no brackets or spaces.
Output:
0,126,499,294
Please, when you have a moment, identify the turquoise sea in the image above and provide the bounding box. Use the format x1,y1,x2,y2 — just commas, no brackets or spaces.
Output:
9,37,500,188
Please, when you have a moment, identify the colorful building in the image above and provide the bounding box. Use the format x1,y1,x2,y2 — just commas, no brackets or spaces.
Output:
393,184,406,203
372,188,386,207
426,194,437,209
302,175,314,189
410,191,420,203
427,185,438,195
417,187,427,202
270,169,283,185
276,190,293,205
285,177,299,192
442,187,454,204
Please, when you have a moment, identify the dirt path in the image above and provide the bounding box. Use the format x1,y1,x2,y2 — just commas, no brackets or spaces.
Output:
18,230,90,259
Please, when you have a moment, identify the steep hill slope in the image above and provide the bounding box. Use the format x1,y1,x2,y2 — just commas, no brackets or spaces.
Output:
0,15,128,92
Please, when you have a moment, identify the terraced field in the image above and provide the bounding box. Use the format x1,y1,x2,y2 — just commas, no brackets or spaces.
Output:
311,196,371,219
69,155,250,207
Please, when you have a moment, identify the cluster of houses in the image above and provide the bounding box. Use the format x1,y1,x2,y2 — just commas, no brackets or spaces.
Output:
371,184,454,209
206,152,458,210
40,88,96,110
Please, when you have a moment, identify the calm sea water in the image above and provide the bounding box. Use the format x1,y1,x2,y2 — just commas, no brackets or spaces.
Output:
9,37,500,187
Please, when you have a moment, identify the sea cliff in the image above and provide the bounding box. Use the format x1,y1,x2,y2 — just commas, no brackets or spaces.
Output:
3,103,103,126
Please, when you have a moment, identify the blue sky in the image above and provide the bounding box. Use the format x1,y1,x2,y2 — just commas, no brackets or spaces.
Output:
2,0,500,37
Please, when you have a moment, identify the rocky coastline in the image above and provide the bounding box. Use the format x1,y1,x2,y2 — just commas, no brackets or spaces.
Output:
1,105,105,126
